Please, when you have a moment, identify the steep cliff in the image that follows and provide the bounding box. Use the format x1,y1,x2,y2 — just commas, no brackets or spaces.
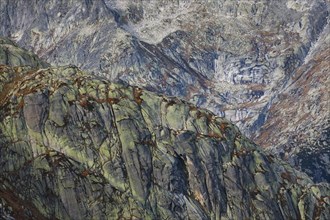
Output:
0,0,329,182
0,44,329,219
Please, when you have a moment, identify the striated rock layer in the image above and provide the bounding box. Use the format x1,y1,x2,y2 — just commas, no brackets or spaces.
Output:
0,47,329,219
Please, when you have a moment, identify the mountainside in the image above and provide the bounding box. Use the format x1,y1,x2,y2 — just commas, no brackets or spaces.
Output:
1,0,328,126
252,25,330,182
1,0,329,182
0,42,329,219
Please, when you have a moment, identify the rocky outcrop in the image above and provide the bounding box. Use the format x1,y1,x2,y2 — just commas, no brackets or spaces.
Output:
0,54,329,218
0,37,48,68
0,1,329,182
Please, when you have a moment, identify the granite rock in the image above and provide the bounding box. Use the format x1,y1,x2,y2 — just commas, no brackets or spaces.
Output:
0,1,328,181
0,62,329,219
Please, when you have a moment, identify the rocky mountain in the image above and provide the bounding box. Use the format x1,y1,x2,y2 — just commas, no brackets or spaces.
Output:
0,41,329,219
0,0,329,182
252,25,330,182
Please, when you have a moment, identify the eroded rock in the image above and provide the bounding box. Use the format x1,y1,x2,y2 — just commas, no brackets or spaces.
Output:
0,65,329,219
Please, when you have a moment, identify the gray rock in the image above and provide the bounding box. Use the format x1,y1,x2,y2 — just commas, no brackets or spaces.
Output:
0,0,328,182
0,64,329,219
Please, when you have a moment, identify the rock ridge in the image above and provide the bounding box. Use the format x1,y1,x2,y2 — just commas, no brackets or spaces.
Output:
0,61,329,219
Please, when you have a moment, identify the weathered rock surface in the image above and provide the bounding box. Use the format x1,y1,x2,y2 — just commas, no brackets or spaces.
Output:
252,24,330,182
0,37,48,68
1,0,328,124
0,61,329,219
0,0,329,182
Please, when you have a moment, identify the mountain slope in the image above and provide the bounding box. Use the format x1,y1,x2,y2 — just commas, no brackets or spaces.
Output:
1,1,329,183
252,24,330,182
1,0,328,129
0,45,329,219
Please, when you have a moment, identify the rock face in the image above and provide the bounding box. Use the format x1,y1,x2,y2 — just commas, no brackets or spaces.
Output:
252,25,330,183
0,37,48,68
0,44,329,219
0,0,329,182
1,0,328,125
